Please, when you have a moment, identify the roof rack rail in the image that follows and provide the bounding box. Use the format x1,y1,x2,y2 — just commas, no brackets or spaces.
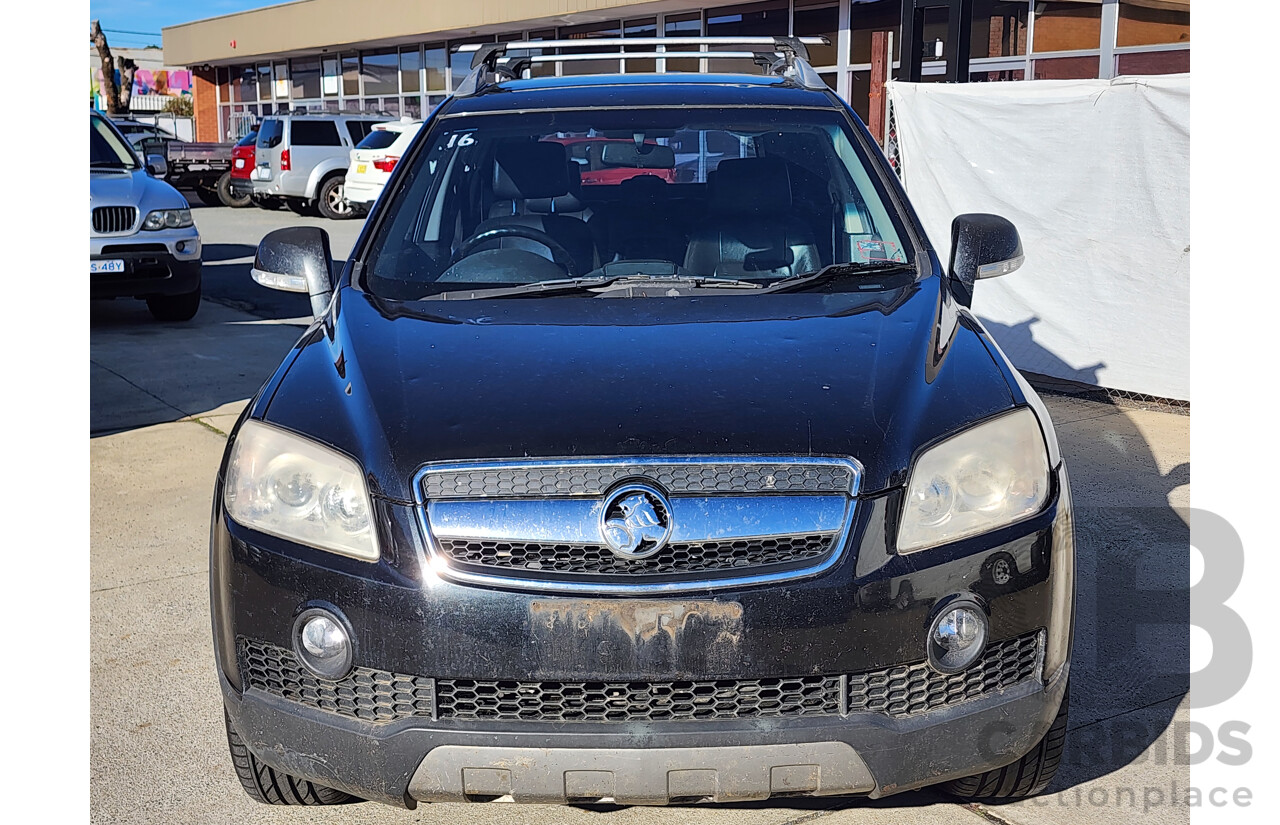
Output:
453,36,831,97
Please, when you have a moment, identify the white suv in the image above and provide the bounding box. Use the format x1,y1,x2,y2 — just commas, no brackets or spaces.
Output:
252,113,391,219
344,120,423,212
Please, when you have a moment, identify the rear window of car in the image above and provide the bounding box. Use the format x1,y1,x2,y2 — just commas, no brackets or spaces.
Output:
345,120,383,145
356,129,400,150
291,120,342,146
256,119,283,149
235,131,258,148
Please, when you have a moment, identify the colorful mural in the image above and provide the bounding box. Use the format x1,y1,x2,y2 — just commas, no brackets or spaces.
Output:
92,67,193,98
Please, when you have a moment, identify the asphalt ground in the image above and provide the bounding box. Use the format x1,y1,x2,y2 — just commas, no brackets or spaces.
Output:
90,202,1191,824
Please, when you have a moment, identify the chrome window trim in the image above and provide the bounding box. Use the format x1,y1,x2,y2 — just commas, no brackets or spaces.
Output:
411,456,863,595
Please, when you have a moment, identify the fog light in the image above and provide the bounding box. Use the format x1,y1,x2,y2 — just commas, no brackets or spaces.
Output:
292,608,352,680
176,241,186,253
927,600,988,674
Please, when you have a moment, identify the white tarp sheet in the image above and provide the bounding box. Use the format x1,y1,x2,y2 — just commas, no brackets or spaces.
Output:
886,75,1189,400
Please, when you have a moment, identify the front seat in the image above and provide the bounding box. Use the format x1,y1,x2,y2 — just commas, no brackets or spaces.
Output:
683,157,821,279
471,142,596,274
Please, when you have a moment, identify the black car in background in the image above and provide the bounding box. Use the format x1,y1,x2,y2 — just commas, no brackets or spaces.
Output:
211,37,1074,810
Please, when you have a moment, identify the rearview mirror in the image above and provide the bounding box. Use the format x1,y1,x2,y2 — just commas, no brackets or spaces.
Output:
251,226,334,319
948,213,1024,306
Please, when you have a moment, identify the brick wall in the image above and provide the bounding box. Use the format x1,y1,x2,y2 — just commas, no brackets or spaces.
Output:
193,67,218,142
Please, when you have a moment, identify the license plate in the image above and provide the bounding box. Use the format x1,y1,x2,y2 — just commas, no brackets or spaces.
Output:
91,259,125,274
234,158,245,168
356,164,367,174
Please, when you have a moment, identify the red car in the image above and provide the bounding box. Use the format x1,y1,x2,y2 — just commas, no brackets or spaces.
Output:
546,136,676,186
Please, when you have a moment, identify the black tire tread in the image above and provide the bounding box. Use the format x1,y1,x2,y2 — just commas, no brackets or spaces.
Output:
316,174,350,220
217,171,252,208
223,709,355,806
943,685,1069,801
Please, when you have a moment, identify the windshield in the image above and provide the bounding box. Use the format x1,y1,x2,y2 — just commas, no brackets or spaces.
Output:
90,115,139,169
363,107,911,300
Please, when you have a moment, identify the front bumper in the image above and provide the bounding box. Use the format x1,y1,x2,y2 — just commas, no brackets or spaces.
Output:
212,464,1074,807
90,227,201,298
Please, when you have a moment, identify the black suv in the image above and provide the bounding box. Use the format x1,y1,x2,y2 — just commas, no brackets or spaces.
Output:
213,37,1073,810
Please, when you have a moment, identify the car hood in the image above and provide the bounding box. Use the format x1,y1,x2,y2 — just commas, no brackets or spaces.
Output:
89,168,188,213
261,277,1015,501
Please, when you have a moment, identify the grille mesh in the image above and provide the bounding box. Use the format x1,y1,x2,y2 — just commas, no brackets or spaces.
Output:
436,676,843,722
239,638,434,723
421,461,854,500
438,533,834,576
238,632,1042,724
92,206,137,234
848,631,1043,716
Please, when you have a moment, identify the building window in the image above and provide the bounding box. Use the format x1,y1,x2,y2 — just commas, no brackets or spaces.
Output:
256,64,272,101
273,62,289,99
1031,1,1102,53
401,47,421,94
1117,0,1189,47
705,1,788,73
424,43,447,91
849,0,901,63
232,65,256,102
664,12,703,72
795,0,840,68
559,20,622,75
292,57,321,99
1116,49,1189,75
522,29,557,78
362,49,399,96
1032,54,1100,79
624,18,658,73
322,58,340,97
970,0,1028,58
342,53,360,97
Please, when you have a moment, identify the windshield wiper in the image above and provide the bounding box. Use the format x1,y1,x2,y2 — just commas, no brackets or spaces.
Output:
763,261,916,293
90,160,131,169
426,274,764,301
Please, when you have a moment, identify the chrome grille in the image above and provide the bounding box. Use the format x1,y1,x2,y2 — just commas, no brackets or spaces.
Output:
416,457,862,592
92,206,137,234
421,458,855,499
438,533,834,576
847,631,1044,717
436,676,843,722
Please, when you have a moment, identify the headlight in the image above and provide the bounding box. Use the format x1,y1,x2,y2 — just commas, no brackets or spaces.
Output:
223,421,379,561
141,208,193,230
898,408,1050,554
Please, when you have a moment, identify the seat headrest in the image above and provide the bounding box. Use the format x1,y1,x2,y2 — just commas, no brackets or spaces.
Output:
493,142,571,200
709,157,793,215
527,162,585,214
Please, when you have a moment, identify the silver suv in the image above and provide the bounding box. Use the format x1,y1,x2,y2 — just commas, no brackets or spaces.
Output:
252,113,389,219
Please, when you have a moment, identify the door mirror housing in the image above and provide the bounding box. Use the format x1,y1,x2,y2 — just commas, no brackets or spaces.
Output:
948,213,1024,305
251,226,334,319
144,154,168,178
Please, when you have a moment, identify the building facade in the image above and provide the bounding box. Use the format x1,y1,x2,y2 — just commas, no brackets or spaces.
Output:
163,0,1189,143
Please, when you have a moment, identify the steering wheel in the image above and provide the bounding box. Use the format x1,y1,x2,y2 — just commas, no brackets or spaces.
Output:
450,226,579,277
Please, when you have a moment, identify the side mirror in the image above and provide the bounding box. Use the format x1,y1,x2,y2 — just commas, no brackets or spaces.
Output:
251,226,334,319
145,154,168,178
948,214,1024,305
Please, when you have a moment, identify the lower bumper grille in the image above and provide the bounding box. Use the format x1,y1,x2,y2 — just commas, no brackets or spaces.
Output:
238,638,434,723
847,632,1043,716
436,676,842,722
238,630,1043,725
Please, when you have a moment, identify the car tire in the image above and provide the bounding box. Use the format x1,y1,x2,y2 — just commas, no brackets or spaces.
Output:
941,683,1069,801
217,171,252,208
224,709,357,806
145,285,201,322
286,198,318,217
317,175,353,220
195,186,224,207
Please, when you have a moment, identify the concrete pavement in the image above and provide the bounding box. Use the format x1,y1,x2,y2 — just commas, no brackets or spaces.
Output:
89,205,1191,824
